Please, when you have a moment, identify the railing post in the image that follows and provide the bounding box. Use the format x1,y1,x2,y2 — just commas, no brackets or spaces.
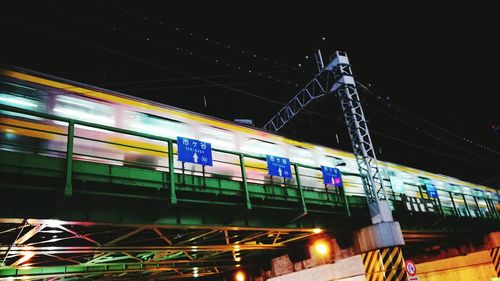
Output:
168,140,177,205
449,191,459,217
340,184,351,217
491,199,499,219
436,196,444,216
418,185,425,199
485,198,494,219
64,120,74,197
462,194,471,217
472,196,483,218
239,154,252,210
492,199,500,219
293,163,307,215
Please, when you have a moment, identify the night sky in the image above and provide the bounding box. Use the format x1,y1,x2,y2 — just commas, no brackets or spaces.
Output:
1,2,499,187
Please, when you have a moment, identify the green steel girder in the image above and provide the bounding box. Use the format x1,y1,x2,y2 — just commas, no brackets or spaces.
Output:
0,104,499,280
0,149,498,232
0,219,318,280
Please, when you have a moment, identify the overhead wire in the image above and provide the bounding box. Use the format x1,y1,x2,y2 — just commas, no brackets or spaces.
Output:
361,100,500,165
96,69,295,87
61,8,302,88
2,16,287,108
357,83,500,157
4,15,500,173
122,6,499,159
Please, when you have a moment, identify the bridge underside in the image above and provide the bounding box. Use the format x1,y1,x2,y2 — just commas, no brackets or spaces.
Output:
0,150,498,280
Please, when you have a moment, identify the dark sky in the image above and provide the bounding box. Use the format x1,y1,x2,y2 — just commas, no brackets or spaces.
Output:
1,2,499,187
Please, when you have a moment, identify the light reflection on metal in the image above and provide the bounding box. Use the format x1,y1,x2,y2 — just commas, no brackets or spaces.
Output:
0,218,320,279
312,228,322,234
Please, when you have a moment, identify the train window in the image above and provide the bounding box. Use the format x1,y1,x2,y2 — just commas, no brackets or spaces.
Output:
448,184,461,193
0,81,47,97
434,180,446,190
461,186,471,195
54,96,115,126
416,177,427,186
389,175,405,193
199,126,235,149
126,111,192,139
472,189,484,197
241,138,283,156
401,172,414,184
290,146,315,166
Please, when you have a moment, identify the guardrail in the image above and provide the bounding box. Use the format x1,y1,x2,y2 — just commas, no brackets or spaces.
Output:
0,104,498,221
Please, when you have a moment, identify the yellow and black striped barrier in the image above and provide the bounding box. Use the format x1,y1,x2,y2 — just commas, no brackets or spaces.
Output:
362,247,408,281
491,247,500,277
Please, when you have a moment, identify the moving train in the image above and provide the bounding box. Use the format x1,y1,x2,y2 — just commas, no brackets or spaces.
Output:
0,66,498,217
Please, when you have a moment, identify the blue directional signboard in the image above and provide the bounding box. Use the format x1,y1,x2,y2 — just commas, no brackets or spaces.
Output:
266,155,292,178
425,182,438,199
321,166,343,187
177,137,213,166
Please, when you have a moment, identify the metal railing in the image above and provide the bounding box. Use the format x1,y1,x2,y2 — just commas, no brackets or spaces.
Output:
0,104,498,220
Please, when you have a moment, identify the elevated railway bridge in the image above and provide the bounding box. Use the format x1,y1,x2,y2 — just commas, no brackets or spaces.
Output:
0,68,498,280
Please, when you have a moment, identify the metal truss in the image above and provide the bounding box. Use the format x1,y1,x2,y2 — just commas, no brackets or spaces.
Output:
331,52,391,224
262,51,392,224
0,219,318,280
262,62,336,132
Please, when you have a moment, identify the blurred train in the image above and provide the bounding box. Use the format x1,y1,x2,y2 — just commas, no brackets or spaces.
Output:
0,66,498,217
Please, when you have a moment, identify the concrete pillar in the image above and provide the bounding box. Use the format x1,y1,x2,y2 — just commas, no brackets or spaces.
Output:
354,221,409,281
361,247,408,281
489,248,500,277
486,232,500,277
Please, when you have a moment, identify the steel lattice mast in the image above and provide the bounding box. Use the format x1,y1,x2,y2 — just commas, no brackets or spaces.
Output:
263,51,393,224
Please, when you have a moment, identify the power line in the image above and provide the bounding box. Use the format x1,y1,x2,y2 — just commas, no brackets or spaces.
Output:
122,5,500,159
51,7,303,88
362,100,500,165
304,112,500,171
90,3,499,159
5,15,500,175
3,16,287,108
117,80,298,92
113,5,309,75
97,69,295,87
357,83,500,156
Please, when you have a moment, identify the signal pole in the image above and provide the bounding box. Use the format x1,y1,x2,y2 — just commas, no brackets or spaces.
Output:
264,51,407,280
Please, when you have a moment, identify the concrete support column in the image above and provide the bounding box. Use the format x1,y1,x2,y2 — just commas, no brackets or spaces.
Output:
489,248,499,277
362,246,408,281
354,221,408,281
486,231,500,277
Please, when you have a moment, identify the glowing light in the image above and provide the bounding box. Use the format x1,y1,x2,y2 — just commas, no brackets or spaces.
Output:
46,219,63,228
235,271,245,281
312,228,322,234
193,272,199,278
234,257,241,262
56,96,95,108
233,245,240,251
236,264,241,267
53,108,114,125
313,240,329,256
17,251,35,265
0,96,38,108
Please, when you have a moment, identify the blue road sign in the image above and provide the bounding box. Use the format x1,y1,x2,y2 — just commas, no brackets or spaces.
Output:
177,137,213,166
266,155,292,178
321,166,343,187
425,182,438,198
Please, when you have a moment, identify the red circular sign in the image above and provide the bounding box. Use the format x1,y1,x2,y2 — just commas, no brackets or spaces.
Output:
405,260,417,276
